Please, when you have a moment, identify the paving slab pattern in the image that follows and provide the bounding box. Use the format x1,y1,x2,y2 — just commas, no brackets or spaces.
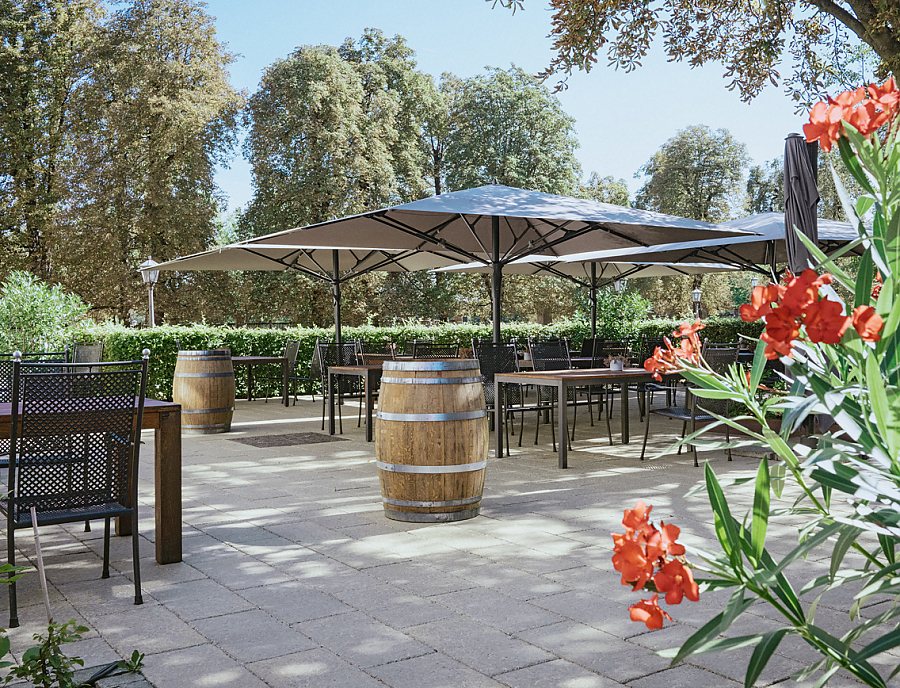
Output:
0,394,879,687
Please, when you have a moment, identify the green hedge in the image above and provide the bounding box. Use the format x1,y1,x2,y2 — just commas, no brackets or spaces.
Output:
81,317,766,401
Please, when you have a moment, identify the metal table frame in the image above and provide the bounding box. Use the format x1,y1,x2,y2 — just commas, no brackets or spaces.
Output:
494,368,655,469
327,364,382,442
231,356,289,406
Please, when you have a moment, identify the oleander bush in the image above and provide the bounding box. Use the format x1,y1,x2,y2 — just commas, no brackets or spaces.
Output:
80,317,765,401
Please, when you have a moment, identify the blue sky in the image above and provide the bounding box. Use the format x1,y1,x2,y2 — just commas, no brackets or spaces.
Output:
206,0,809,211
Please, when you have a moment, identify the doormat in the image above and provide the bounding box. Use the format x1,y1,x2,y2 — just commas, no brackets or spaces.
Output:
229,432,350,448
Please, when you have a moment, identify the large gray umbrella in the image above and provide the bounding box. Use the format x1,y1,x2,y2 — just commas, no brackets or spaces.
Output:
436,257,737,336
784,133,820,274
552,212,858,279
192,184,752,342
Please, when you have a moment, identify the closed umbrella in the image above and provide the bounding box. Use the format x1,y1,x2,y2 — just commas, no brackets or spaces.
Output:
784,133,820,274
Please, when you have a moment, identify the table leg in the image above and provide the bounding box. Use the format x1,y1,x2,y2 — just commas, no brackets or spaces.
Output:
620,382,630,444
558,381,567,469
365,370,374,443
282,359,289,407
247,363,254,401
328,371,336,435
494,379,504,458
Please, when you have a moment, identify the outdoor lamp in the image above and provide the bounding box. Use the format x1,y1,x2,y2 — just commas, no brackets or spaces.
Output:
613,278,627,292
750,276,759,290
138,257,159,327
691,286,702,318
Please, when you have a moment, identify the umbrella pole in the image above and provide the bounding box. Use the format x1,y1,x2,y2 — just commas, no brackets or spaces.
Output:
332,249,342,345
491,216,502,344
590,262,597,339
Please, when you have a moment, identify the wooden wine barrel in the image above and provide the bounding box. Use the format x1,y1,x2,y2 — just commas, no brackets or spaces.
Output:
172,349,235,434
375,359,488,522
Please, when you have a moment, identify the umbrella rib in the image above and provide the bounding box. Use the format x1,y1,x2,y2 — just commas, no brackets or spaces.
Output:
458,214,490,258
235,246,330,280
370,214,483,263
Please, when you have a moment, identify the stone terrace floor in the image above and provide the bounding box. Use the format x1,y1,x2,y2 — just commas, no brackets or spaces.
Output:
1,391,885,687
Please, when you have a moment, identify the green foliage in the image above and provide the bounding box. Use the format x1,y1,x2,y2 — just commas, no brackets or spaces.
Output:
118,650,145,674
0,272,90,352
634,124,749,223
5,619,88,688
575,172,630,206
80,316,764,400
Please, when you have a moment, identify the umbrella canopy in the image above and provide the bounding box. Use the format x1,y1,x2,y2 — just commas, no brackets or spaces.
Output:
550,212,858,278
436,257,737,336
148,184,753,342
784,134,820,274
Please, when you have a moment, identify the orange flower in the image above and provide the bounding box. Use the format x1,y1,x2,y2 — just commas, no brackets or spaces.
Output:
804,298,851,344
622,500,653,537
803,100,845,152
654,521,686,557
654,560,700,605
740,284,780,322
852,305,884,342
612,538,655,590
781,269,831,316
872,272,883,301
629,594,672,630
761,308,802,359
804,78,900,150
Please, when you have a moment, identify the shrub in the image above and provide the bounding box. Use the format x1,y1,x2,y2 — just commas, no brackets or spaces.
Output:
0,272,91,352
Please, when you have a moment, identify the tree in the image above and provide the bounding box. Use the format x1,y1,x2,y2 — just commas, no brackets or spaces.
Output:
493,0,899,108
58,0,243,322
576,172,630,206
634,125,749,223
445,65,582,194
0,0,99,278
746,158,784,214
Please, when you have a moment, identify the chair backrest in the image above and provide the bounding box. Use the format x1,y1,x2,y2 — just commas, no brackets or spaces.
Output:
412,342,459,359
357,341,395,365
312,341,361,393
530,341,571,371
283,341,301,375
7,355,148,525
473,342,518,407
637,335,667,367
579,338,597,357
72,342,104,373
693,345,740,416
0,351,70,403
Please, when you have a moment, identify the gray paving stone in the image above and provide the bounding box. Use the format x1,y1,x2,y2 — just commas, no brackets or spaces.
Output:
83,604,207,656
629,664,742,688
191,609,317,662
432,587,563,633
139,643,269,688
368,651,506,687
238,580,354,623
405,614,553,676
247,647,386,687
296,610,432,668
152,578,255,621
495,658,626,687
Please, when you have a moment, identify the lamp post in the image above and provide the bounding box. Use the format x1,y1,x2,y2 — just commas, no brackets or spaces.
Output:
138,257,159,327
691,286,702,319
613,278,627,293
750,276,759,291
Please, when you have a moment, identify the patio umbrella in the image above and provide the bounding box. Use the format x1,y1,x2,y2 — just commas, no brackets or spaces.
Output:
551,212,859,280
166,184,751,343
149,244,464,343
784,133,820,274
436,257,737,336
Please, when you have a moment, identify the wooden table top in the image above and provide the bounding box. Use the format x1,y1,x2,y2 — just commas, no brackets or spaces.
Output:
495,367,654,382
329,364,383,373
231,356,286,363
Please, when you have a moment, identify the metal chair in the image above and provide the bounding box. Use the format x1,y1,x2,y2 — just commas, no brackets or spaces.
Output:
1,351,149,628
472,341,538,453
412,342,459,359
312,341,362,432
529,339,582,452
256,341,301,403
640,344,740,467
72,342,104,373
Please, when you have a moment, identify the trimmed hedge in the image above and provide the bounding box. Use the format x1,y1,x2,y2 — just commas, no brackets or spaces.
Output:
81,317,766,401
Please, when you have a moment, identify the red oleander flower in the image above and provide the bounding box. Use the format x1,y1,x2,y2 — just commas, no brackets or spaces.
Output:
872,272,883,301
804,101,845,152
780,269,831,316
654,522,686,557
804,298,851,344
612,537,655,590
804,78,899,150
622,500,653,538
629,594,672,630
852,305,884,343
761,308,802,359
740,284,780,322
654,560,700,605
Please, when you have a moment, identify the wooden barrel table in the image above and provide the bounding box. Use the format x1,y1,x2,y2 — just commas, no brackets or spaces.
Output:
172,349,235,434
375,359,487,522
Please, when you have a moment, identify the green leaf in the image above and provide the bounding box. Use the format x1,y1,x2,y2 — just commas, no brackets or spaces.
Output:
854,249,875,309
705,463,743,571
751,459,770,563
668,611,729,665
770,462,785,498
745,629,789,688
830,527,863,581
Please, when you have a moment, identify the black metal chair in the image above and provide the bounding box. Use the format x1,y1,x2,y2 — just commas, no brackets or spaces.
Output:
72,342,104,373
472,341,538,453
256,341,301,403
640,344,740,467
633,335,672,418
529,339,584,452
412,342,459,359
1,351,149,628
312,341,362,432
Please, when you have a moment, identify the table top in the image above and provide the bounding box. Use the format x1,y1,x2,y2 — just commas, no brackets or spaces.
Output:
231,356,286,363
495,367,655,383
329,364,383,373
0,398,181,438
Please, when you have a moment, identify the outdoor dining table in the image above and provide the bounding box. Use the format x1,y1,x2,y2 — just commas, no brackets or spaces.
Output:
494,367,656,469
0,398,183,565
231,355,289,406
327,364,383,442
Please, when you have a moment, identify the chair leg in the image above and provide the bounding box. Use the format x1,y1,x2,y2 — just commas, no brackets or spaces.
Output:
726,425,732,461
102,517,111,579
8,527,18,628
677,421,686,455
640,411,651,461
132,510,143,606
84,520,90,532
605,395,613,446
320,393,326,430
